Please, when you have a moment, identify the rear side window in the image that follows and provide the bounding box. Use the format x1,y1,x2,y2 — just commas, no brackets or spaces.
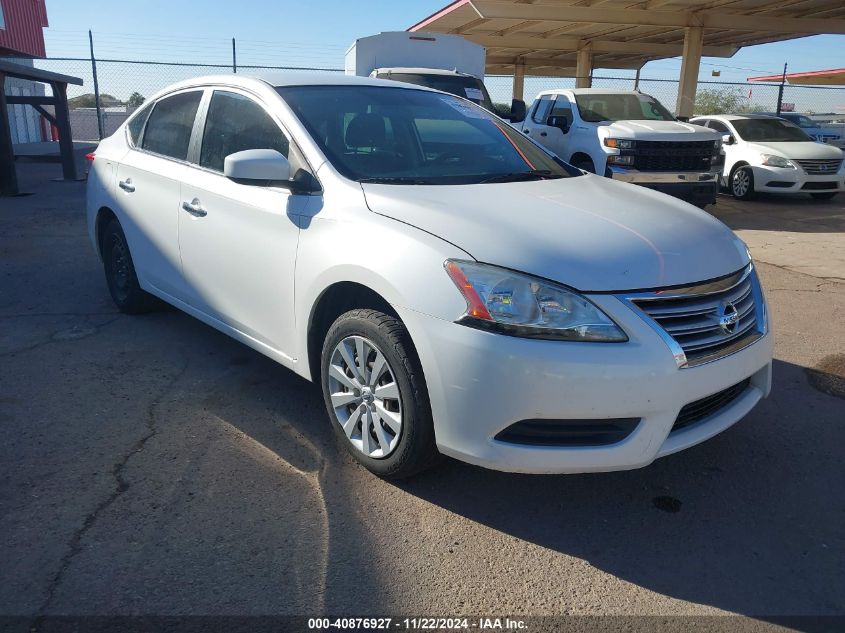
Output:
200,91,289,172
127,102,153,146
142,91,202,161
532,96,554,124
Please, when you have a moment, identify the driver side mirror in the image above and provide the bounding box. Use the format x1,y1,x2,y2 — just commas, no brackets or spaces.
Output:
224,149,291,184
509,99,527,123
721,134,735,146
547,115,571,134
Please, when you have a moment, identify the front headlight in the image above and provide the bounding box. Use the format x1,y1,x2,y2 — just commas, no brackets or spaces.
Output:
760,154,795,168
604,138,635,149
444,260,627,342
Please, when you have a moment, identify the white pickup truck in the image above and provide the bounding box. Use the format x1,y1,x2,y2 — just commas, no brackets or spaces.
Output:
519,89,724,207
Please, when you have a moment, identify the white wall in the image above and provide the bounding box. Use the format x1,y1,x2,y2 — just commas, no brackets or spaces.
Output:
5,59,48,144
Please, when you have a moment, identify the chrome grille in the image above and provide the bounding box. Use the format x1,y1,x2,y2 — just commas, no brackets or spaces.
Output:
794,159,842,175
623,265,766,368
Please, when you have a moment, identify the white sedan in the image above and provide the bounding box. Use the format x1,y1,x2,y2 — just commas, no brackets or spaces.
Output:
87,73,772,478
691,114,844,200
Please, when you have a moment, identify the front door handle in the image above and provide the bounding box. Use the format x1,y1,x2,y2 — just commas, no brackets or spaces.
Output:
118,178,135,193
182,198,207,217
540,131,548,137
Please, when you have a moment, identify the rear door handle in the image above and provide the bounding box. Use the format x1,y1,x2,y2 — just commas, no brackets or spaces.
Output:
182,198,207,217
540,132,548,137
118,178,135,192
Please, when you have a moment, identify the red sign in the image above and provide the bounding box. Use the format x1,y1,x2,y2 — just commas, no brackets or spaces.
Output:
781,103,795,112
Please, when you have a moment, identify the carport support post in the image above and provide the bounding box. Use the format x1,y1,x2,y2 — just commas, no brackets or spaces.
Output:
0,73,20,196
51,81,79,182
675,26,703,119
512,58,525,101
576,45,592,88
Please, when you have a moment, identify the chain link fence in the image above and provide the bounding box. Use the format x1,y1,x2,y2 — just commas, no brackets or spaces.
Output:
7,56,845,142
486,74,845,119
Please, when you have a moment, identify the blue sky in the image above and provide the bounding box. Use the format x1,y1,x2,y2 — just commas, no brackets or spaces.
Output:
42,1,845,84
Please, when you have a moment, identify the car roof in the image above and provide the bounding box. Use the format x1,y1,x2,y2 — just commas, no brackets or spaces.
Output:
537,88,644,96
691,114,787,122
144,72,438,102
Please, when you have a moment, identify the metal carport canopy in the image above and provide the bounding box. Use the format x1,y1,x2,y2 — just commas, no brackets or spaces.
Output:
408,0,845,116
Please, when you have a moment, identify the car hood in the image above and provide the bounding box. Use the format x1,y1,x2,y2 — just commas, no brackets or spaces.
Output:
745,141,844,160
361,175,749,292
601,119,719,141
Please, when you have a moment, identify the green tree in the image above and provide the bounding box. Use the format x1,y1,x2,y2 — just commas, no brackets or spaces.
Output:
694,87,765,115
127,92,146,108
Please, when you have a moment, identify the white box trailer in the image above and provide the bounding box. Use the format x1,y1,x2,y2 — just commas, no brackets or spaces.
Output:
345,31,486,80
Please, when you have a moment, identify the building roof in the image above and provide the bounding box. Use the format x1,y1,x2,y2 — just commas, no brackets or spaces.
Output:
748,68,845,86
0,59,82,85
408,0,845,76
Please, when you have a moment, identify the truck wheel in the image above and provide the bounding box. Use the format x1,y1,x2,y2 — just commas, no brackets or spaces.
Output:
572,157,596,174
730,166,755,200
321,309,439,479
810,192,837,201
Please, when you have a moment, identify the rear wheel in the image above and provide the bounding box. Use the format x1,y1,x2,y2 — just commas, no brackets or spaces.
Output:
810,192,837,201
101,219,158,313
320,309,438,479
730,165,755,200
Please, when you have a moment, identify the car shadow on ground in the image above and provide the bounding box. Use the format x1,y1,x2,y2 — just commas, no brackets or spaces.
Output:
202,319,844,622
386,357,845,621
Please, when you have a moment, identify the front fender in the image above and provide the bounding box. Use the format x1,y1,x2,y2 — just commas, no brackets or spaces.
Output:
292,210,471,381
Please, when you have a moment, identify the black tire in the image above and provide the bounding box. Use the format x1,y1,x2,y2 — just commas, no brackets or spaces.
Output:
572,157,596,174
101,219,159,314
810,192,838,201
729,165,755,200
320,309,439,479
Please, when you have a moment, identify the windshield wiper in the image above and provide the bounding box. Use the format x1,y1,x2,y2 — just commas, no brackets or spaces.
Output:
480,169,561,184
357,176,431,185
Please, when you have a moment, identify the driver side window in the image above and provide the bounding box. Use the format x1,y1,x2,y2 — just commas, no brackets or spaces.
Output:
549,97,573,129
532,96,554,124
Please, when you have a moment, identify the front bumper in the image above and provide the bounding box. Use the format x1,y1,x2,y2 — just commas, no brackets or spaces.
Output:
397,293,773,474
746,165,845,194
608,167,720,204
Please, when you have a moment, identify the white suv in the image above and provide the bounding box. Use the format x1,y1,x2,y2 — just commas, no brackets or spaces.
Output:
691,114,844,200
87,74,772,478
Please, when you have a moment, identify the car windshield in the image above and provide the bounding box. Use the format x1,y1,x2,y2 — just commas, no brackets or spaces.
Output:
732,118,813,142
573,93,675,123
378,72,494,111
277,85,578,185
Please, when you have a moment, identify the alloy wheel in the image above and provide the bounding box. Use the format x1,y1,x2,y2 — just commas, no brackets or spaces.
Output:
732,169,750,198
327,335,403,458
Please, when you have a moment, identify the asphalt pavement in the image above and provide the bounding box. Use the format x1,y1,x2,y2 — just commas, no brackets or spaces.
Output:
1,160,843,628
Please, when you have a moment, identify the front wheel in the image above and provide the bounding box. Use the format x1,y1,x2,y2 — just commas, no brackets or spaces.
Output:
730,166,755,200
320,309,439,479
810,192,838,201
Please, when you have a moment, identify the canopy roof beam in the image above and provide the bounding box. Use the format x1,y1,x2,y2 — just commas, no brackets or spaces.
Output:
469,1,845,33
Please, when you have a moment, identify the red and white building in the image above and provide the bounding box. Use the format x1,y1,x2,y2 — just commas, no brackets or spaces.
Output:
1,0,51,143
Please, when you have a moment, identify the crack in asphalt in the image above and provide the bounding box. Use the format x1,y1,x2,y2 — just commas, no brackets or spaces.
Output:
31,354,191,622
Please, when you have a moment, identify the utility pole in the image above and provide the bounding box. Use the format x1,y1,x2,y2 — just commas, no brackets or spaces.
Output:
232,38,237,74
776,62,787,116
89,30,105,140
